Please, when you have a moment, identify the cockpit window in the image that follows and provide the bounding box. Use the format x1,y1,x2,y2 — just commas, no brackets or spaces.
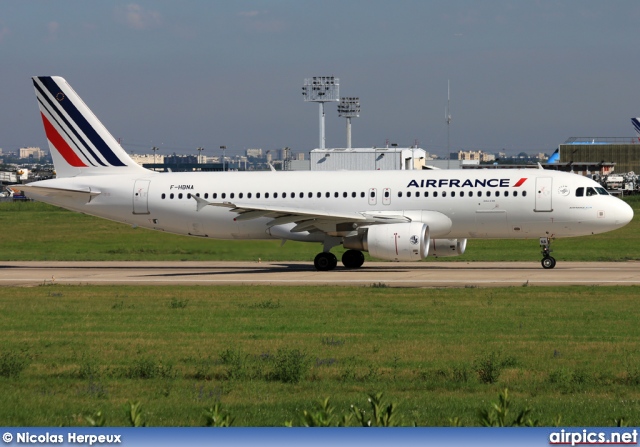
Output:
576,187,584,197
595,187,609,195
586,187,597,196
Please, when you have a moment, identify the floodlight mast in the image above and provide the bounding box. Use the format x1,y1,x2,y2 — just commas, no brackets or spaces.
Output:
302,76,340,149
338,97,360,149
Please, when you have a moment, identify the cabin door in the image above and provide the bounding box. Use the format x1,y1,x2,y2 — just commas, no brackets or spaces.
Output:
133,179,150,215
534,177,553,212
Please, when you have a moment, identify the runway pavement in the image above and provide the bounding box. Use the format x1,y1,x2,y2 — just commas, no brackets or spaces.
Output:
0,261,639,287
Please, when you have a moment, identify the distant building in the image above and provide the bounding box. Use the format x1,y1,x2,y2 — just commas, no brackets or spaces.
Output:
558,137,640,173
451,150,494,163
165,153,198,164
19,146,46,159
130,153,165,166
245,148,263,158
305,147,427,171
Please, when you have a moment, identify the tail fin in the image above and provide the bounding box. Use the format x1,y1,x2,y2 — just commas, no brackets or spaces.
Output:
32,76,149,178
632,117,640,142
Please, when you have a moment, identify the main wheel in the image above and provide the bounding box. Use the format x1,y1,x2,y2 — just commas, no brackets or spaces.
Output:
541,256,556,269
314,252,338,271
342,249,365,269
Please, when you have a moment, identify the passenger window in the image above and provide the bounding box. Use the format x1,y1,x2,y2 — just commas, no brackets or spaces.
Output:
247,193,252,199
469,191,473,197
230,193,234,199
274,193,278,198
460,191,464,197
504,191,509,197
326,192,330,198
256,193,260,199
434,191,438,197
361,192,365,198
385,191,390,198
308,192,313,198
398,191,403,198
343,192,347,198
334,192,339,198
265,193,269,199
407,191,411,198
486,191,491,197
213,193,218,199
178,193,183,199
523,191,527,197
222,193,226,199
416,191,421,198
370,191,375,198
424,191,429,197
187,193,192,199
204,193,209,199
495,191,500,197
352,192,356,198
513,191,518,197
478,191,482,197
170,193,174,199
442,191,447,197
299,192,304,198
239,193,243,199
282,192,286,198
317,192,321,198
451,191,456,197
161,193,166,199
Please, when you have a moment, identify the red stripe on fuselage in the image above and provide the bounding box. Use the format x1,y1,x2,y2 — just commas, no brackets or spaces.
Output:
513,178,528,187
41,112,87,167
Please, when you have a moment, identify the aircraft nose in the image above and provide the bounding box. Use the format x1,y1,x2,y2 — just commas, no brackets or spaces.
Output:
616,200,634,226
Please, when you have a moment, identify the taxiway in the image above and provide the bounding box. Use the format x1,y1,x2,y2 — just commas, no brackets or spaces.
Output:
0,261,638,287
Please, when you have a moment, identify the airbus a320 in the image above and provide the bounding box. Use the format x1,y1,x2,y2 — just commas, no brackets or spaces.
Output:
21,76,634,270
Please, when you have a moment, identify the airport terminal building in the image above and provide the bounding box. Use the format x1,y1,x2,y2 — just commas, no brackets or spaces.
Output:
558,137,640,174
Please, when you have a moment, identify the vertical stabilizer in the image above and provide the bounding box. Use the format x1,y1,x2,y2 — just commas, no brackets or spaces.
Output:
632,117,640,142
32,76,150,178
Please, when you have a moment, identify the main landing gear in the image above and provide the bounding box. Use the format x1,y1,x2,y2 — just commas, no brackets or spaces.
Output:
539,237,556,269
313,249,365,271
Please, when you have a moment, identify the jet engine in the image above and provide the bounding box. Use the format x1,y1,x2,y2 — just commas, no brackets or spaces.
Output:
344,222,430,261
427,239,467,257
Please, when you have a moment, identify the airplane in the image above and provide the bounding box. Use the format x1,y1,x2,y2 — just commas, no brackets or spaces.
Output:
632,117,640,142
21,76,634,270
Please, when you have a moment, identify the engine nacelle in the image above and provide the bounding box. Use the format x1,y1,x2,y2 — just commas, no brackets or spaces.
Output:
356,222,430,261
428,238,467,257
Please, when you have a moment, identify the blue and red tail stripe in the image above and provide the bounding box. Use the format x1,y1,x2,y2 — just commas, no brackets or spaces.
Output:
632,118,640,137
33,77,126,167
40,112,88,167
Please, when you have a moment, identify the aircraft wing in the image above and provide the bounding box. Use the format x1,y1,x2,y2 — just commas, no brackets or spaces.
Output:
192,195,408,232
18,184,101,202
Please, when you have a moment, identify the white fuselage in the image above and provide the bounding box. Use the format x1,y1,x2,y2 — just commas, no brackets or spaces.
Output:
26,168,633,242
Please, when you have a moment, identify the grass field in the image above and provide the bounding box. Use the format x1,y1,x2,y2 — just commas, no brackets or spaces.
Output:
0,196,639,262
1,198,639,426
1,285,640,426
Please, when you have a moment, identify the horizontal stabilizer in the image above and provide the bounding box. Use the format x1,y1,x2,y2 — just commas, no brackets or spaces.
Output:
19,184,101,202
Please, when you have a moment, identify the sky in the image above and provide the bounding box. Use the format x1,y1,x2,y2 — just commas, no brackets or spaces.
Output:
1,0,640,158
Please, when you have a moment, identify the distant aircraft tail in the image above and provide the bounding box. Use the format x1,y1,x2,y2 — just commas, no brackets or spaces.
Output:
32,76,149,178
547,149,559,163
632,117,640,142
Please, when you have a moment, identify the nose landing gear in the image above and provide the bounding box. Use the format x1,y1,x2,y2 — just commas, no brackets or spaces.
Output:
539,237,556,269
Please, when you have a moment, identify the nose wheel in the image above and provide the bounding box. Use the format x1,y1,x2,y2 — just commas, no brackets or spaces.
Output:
540,237,556,269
